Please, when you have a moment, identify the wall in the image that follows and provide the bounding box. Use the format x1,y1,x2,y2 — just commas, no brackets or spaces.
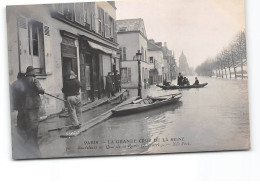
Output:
147,50,164,75
117,32,139,61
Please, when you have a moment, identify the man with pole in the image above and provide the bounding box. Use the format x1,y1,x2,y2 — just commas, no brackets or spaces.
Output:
23,66,45,155
62,70,82,130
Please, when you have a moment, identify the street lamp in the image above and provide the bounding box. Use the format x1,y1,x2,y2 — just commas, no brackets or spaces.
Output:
136,50,142,97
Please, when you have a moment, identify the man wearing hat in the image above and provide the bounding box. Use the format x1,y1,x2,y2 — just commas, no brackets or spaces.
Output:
23,66,45,151
62,70,82,129
177,73,184,86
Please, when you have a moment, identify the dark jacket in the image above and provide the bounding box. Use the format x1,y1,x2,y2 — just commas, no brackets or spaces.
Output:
24,76,44,109
194,79,199,85
11,78,26,110
106,75,113,90
177,75,183,86
62,78,81,97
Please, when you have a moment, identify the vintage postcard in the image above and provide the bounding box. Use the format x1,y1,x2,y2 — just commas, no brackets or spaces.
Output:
7,0,250,159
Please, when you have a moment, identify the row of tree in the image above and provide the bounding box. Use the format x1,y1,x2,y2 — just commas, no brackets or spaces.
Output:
195,30,247,79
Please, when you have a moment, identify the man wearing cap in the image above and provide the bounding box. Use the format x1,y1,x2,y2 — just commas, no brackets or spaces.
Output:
23,66,45,150
62,70,82,129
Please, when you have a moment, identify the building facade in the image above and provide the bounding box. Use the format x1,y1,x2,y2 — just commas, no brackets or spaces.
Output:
147,39,164,84
7,2,119,116
162,42,177,80
116,18,151,88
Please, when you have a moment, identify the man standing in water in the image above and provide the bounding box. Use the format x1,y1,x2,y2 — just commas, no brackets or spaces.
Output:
23,66,45,155
62,70,82,130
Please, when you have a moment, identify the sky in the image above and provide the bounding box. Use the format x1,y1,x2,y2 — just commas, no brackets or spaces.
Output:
115,0,246,68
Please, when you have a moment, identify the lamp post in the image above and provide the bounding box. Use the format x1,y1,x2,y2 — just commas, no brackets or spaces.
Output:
136,50,142,97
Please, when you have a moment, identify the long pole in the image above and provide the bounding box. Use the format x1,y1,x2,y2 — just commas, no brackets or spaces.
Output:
45,92,67,102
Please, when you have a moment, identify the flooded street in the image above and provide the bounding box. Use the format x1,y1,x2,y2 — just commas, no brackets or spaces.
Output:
40,77,250,158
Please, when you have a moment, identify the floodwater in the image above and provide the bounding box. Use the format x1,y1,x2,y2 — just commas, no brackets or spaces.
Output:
38,77,250,158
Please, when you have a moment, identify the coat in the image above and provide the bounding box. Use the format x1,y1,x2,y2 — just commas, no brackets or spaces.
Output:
177,75,183,86
24,76,44,109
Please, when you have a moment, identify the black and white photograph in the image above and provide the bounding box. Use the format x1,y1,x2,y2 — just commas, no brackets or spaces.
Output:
6,0,250,160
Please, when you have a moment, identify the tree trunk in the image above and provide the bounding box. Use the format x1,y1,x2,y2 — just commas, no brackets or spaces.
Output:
229,67,231,78
215,69,218,77
241,61,244,79
224,68,227,78
221,68,223,78
234,67,237,79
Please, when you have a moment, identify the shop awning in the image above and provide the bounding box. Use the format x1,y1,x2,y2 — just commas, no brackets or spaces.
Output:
88,41,117,56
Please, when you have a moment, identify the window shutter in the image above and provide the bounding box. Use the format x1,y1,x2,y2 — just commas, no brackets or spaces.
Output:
127,68,131,82
17,16,30,73
113,18,117,42
123,47,126,60
101,8,105,36
44,26,50,36
104,12,109,38
91,2,96,31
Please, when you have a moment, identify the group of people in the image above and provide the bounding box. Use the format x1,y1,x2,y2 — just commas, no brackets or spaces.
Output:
177,73,200,86
106,70,121,98
11,66,83,155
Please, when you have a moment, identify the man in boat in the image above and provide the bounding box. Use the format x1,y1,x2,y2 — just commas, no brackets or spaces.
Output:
106,72,114,98
183,77,190,86
11,72,26,134
62,70,82,130
193,77,200,85
177,73,184,86
23,66,45,154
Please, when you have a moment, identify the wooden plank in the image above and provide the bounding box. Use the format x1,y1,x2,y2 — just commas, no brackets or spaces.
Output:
60,96,139,137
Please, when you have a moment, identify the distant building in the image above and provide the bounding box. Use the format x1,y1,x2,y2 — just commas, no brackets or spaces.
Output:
147,39,164,84
162,42,177,80
179,51,191,76
7,2,119,116
116,18,151,88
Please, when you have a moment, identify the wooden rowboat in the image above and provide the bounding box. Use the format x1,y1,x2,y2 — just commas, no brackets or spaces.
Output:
156,83,208,90
111,93,182,117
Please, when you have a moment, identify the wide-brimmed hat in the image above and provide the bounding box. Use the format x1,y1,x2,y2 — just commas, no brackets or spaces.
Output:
26,66,36,76
69,70,77,79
